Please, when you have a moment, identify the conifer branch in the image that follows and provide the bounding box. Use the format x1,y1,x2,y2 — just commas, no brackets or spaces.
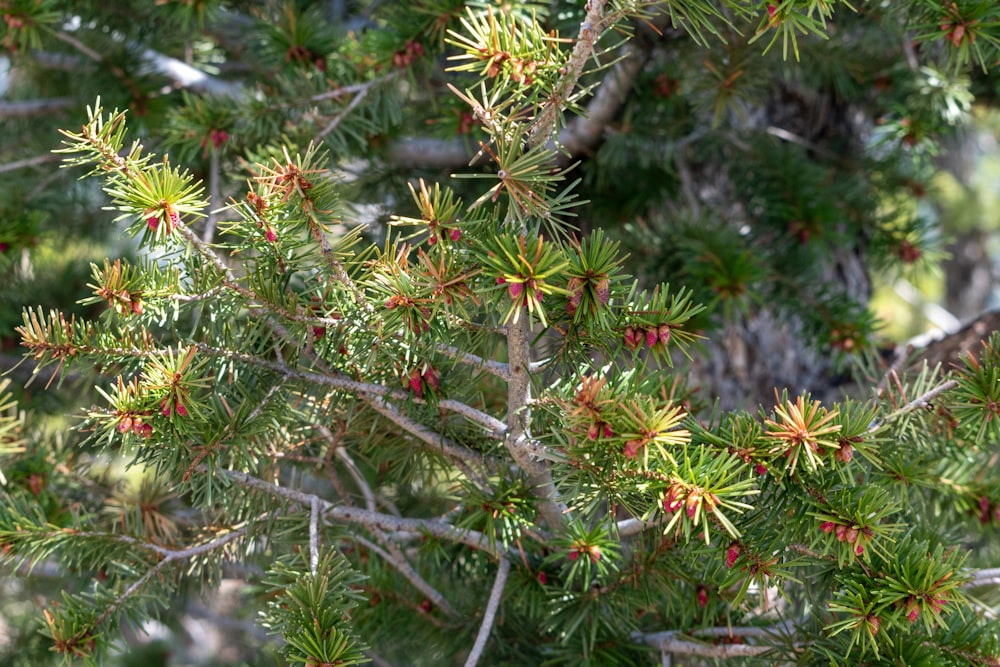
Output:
635,625,788,659
194,342,508,439
363,528,459,617
966,567,1000,587
0,153,61,174
435,343,511,381
222,468,499,557
505,314,566,532
878,379,959,427
302,211,371,310
318,423,378,511
315,86,371,142
528,0,610,148
366,396,491,478
309,496,321,576
204,149,221,244
0,98,75,117
463,556,511,667
90,524,251,632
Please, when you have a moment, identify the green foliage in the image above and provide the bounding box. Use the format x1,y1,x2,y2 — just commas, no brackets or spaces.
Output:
3,1,1000,666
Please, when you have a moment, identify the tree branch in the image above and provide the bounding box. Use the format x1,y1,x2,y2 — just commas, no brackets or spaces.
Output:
463,557,511,667
195,342,508,439
436,343,511,381
362,529,458,617
91,523,251,631
222,468,499,557
505,315,566,531
634,625,788,660
528,0,611,147
0,98,76,117
0,153,62,174
366,395,492,485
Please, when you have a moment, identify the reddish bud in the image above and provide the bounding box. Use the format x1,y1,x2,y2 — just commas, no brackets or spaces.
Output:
161,399,172,417
696,586,708,607
685,492,701,520
28,474,44,496
855,543,865,555
131,299,144,315
508,281,524,300
726,543,741,569
767,4,780,27
979,496,992,523
819,521,836,534
835,524,848,542
567,289,582,316
587,423,600,441
419,599,432,613
844,527,859,544
427,234,438,245
449,228,461,242
537,571,548,585
595,278,610,307
645,328,659,348
496,276,506,285
117,416,133,433
664,484,684,513
835,441,854,463
568,550,579,561
140,423,153,438
313,326,325,340
167,206,180,232
658,324,671,345
755,463,767,476
146,211,160,231
265,226,277,243
603,423,613,438
624,326,641,351
175,400,188,417
866,615,880,635
422,367,440,392
896,239,922,264
623,439,643,458
408,369,424,398
906,599,920,623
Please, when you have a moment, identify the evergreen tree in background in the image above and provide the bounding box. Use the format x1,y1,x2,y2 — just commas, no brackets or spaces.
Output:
2,1,1000,665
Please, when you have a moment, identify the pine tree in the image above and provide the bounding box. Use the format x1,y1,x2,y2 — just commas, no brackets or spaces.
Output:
3,1,1000,666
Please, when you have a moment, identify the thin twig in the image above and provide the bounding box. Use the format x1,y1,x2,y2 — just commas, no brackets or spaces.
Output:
222,468,499,557
194,342,507,440
634,624,789,660
0,98,75,117
463,557,511,667
318,423,377,511
310,496,321,576
876,379,958,429
315,87,370,142
363,529,458,616
309,75,396,103
528,0,610,147
204,148,221,244
90,524,251,631
367,396,490,483
0,154,62,174
436,343,511,381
